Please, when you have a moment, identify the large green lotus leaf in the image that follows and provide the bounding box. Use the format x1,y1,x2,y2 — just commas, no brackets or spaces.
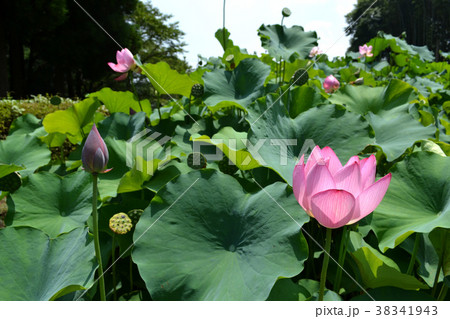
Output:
0,134,51,177
202,58,271,111
193,126,261,170
138,61,195,98
9,171,93,238
43,97,100,143
328,79,416,115
215,28,234,51
368,32,434,62
8,114,46,137
133,170,309,300
89,87,152,115
97,112,146,141
371,152,450,252
280,85,326,118
258,24,318,62
348,231,428,290
367,110,436,161
0,227,96,300
247,97,373,185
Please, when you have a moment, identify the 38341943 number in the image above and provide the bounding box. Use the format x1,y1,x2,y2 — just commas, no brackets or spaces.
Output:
376,306,438,316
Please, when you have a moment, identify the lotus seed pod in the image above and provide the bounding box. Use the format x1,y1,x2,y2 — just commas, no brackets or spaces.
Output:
127,209,144,226
291,68,309,86
187,152,207,170
218,157,238,175
191,84,204,98
282,7,291,17
50,96,61,105
109,212,133,235
0,172,22,193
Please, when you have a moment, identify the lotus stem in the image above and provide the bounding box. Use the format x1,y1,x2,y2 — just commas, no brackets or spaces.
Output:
222,0,227,52
92,174,106,301
130,256,134,292
318,227,332,301
432,231,447,297
156,91,162,120
334,226,349,292
406,233,420,275
112,234,117,301
130,72,143,112
437,284,448,301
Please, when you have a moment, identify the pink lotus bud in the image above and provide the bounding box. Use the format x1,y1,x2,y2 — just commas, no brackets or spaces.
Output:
293,146,391,229
309,46,322,58
82,124,110,174
359,44,373,58
323,75,340,93
107,48,136,81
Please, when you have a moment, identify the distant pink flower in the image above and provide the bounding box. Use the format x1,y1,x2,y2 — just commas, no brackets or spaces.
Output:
359,44,373,58
323,75,340,93
107,48,136,81
82,124,111,174
293,146,391,229
309,46,322,58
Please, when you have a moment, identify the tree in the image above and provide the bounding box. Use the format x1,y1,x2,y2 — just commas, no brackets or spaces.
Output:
0,0,188,98
345,0,450,59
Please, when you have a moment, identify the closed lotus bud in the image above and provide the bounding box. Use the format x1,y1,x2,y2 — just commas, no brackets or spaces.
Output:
82,124,110,174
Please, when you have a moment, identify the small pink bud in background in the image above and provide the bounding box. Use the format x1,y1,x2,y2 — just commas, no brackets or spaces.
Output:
323,75,340,93
309,46,322,58
359,44,373,58
82,124,110,174
107,48,136,81
293,146,391,229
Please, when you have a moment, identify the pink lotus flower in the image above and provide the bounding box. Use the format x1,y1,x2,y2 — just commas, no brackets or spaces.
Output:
82,124,111,174
107,48,136,81
323,75,340,93
309,46,322,58
359,44,373,58
293,146,391,229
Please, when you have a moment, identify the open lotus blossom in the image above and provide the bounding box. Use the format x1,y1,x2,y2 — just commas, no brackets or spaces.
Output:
323,75,340,93
293,146,391,229
359,44,373,58
82,124,111,174
107,48,136,81
309,46,322,58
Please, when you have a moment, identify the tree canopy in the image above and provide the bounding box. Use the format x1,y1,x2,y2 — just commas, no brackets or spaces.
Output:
345,0,449,58
0,0,188,98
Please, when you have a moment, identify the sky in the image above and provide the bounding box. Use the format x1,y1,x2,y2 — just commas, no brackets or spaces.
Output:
148,0,358,68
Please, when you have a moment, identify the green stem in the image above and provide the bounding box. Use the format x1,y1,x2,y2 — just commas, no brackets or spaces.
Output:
130,256,134,292
112,234,117,301
281,16,285,26
432,231,447,297
92,174,106,301
318,228,332,301
222,0,227,52
282,61,286,83
334,226,349,292
188,94,192,114
130,72,143,112
437,284,448,301
406,233,420,275
156,91,162,120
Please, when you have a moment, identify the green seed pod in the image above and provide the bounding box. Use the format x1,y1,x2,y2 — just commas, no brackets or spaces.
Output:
50,96,62,106
109,212,133,235
191,83,204,98
0,172,22,193
187,152,207,170
127,209,144,226
218,157,238,175
291,68,309,86
282,7,291,17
